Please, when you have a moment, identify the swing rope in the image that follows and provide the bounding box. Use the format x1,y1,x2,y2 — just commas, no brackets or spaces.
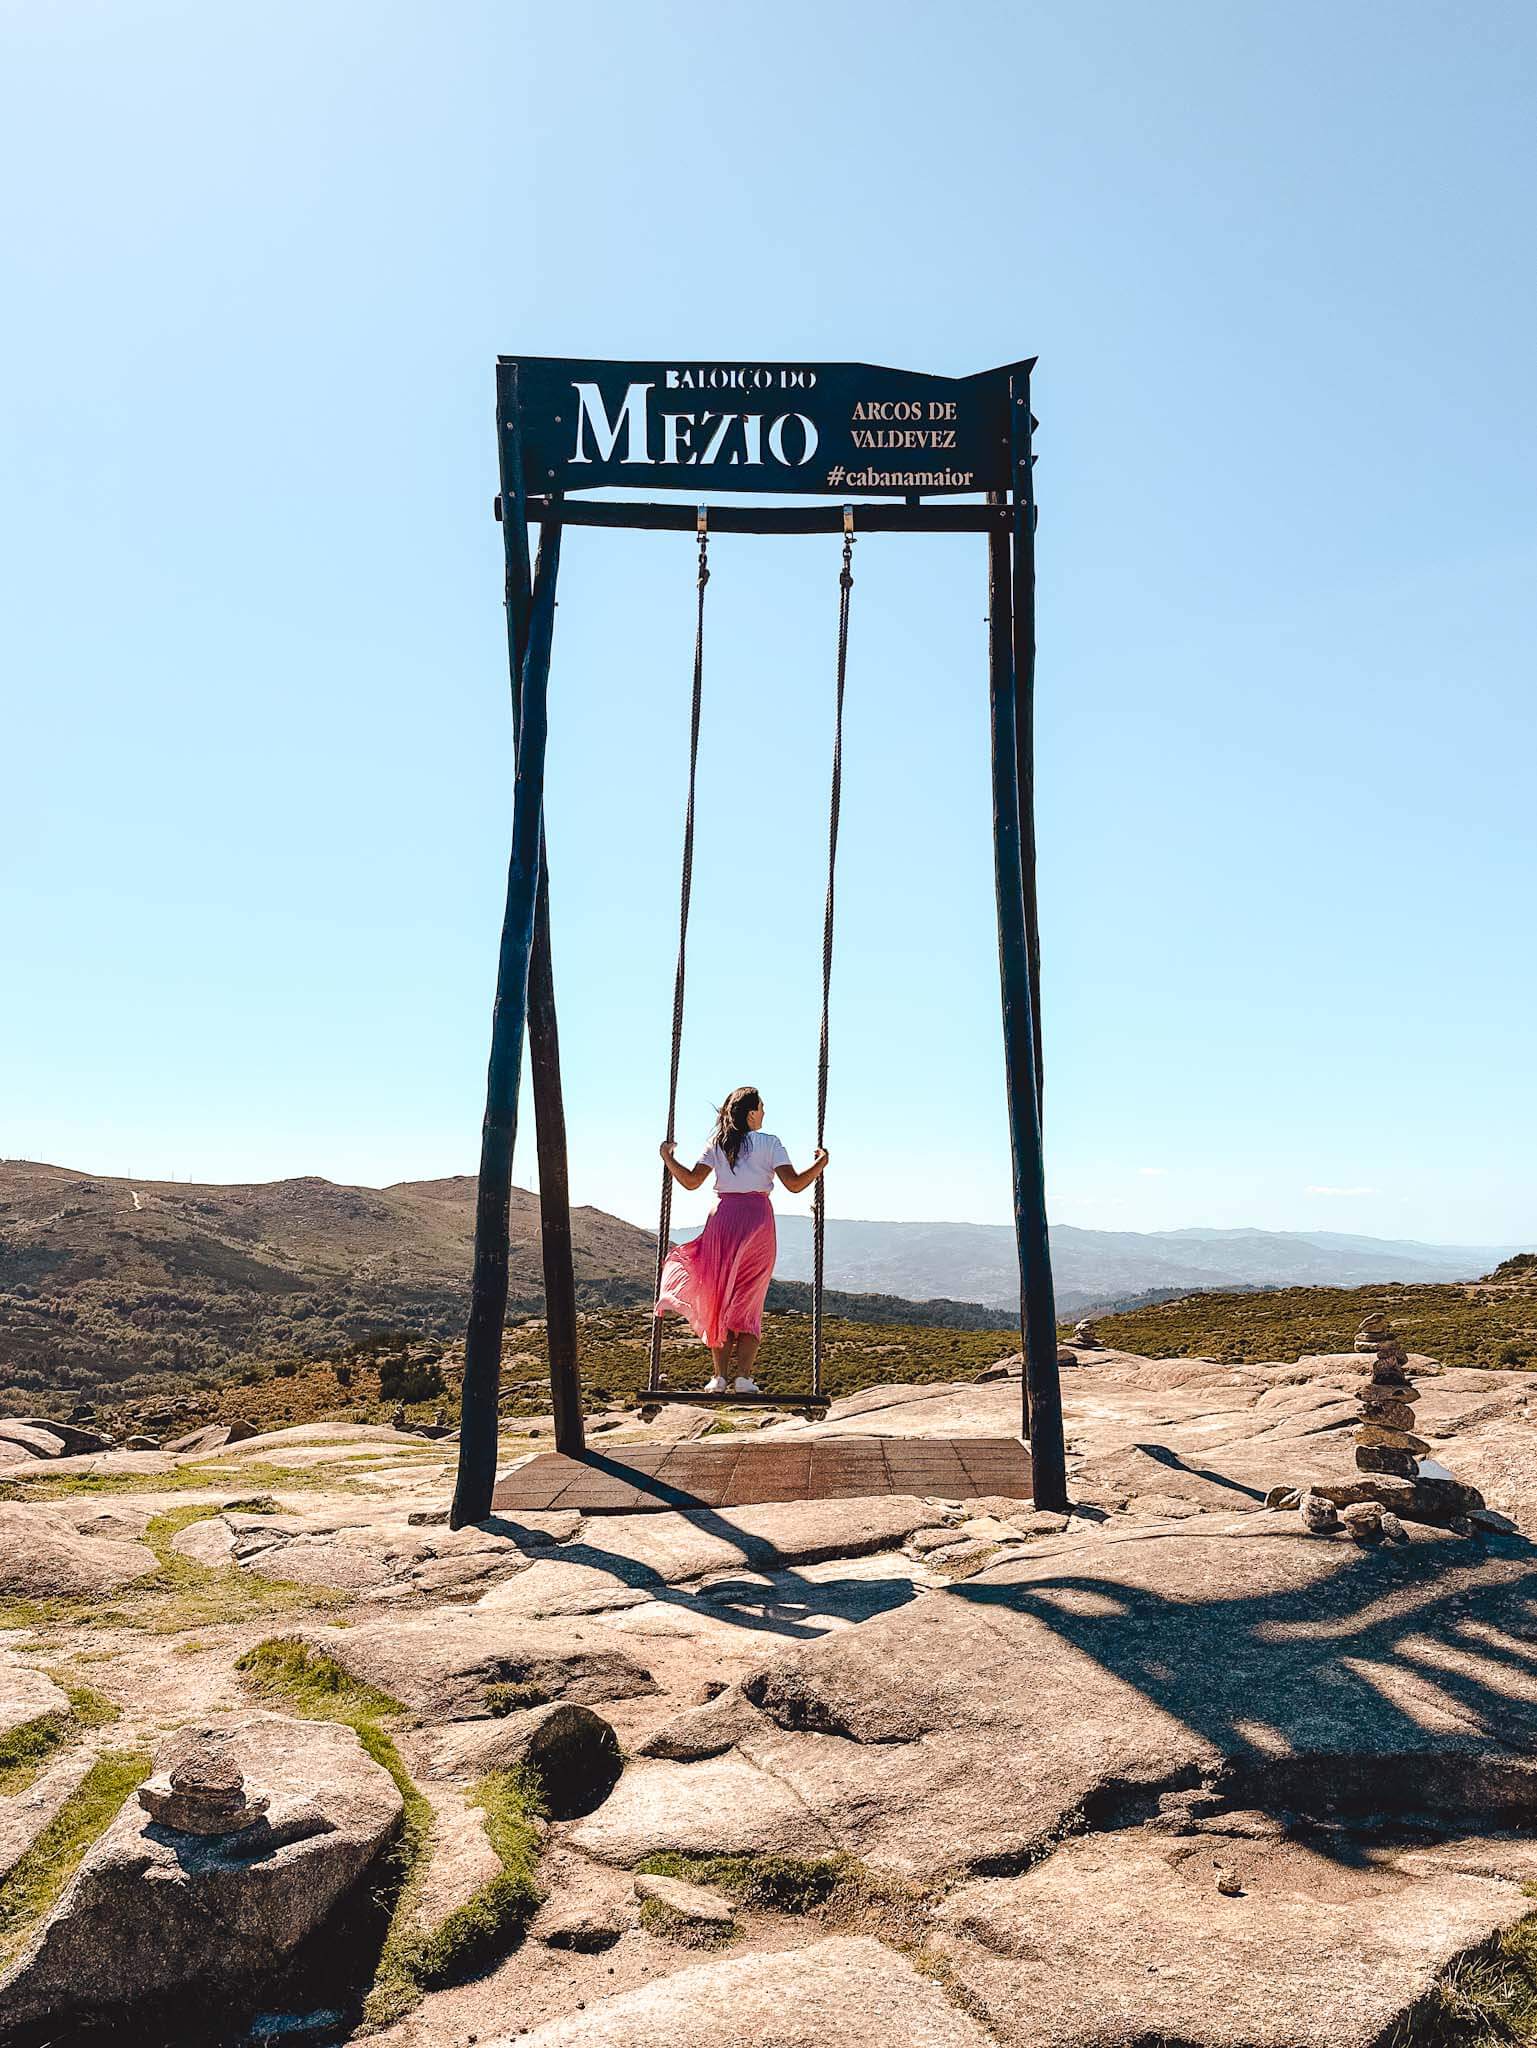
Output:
647,515,853,1405
647,517,711,1396
811,518,854,1399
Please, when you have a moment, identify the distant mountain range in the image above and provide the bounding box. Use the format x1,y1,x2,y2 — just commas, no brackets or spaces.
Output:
2,1161,1523,1407
770,1218,1525,1316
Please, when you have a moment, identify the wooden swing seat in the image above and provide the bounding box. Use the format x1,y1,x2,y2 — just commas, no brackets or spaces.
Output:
646,1387,830,1413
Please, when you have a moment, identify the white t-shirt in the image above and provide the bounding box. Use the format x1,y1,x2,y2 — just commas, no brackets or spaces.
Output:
697,1130,791,1194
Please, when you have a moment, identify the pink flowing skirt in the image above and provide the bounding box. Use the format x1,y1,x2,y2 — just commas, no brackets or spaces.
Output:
654,1193,776,1351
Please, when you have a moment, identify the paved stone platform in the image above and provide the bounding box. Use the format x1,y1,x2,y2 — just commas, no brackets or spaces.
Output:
491,1436,1030,1514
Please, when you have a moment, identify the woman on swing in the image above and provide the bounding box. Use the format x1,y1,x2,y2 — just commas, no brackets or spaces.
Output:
655,1085,828,1393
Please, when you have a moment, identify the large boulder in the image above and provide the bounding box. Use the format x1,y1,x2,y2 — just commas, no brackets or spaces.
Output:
928,1830,1537,2048
8,1418,113,1456
0,1504,157,1602
0,1420,66,1462
207,1421,417,1460
171,1504,578,1599
414,1700,622,1815
570,1518,1537,1877
473,1496,950,1618
494,1935,994,2047
0,1447,179,1483
0,1711,401,2038
0,1747,99,1888
165,1421,249,1455
0,1656,69,1741
288,1614,659,1721
468,1496,948,1628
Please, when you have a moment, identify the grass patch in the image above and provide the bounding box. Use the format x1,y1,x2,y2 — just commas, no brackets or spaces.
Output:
235,1637,406,1723
928,1543,1004,1582
0,1597,71,1633
236,1639,545,2028
234,1638,429,2031
55,1678,120,1730
350,1728,435,2029
1394,1912,1537,2048
485,1680,550,1717
133,1504,352,1635
389,1768,545,1997
633,1850,927,1947
0,1714,72,1796
0,1677,120,1795
0,1748,152,1969
910,1945,997,2030
637,1893,736,1947
635,1851,845,1915
4,1458,406,1504
2,1505,354,1639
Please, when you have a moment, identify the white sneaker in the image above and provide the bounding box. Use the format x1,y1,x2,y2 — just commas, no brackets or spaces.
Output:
705,1376,727,1394
733,1377,760,1394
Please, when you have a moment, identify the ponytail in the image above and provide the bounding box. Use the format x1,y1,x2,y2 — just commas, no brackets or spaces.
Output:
712,1086,762,1171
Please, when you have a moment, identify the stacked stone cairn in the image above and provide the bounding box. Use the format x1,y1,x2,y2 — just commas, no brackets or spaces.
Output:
1072,1318,1102,1349
1351,1312,1425,1479
1289,1312,1485,1541
139,1739,271,1836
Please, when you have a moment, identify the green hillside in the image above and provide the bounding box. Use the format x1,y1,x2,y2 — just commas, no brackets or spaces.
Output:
1095,1279,1537,1371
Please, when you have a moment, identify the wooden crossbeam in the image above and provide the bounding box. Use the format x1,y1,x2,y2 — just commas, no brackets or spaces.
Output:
499,496,1010,536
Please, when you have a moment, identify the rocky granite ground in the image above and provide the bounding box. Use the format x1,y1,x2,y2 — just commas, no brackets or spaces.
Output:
2,1343,1536,2047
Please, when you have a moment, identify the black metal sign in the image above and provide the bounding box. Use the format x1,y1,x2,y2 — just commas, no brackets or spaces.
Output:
499,354,1032,498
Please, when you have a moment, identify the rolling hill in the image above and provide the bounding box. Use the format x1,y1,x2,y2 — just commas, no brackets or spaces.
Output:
0,1160,654,1403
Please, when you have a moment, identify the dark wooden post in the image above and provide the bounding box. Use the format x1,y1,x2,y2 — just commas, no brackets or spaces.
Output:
497,373,584,1459
527,918,583,1456
987,485,1068,1511
1008,375,1045,1114
451,514,563,1529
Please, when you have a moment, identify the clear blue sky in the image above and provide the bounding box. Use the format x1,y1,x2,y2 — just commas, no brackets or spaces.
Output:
2,1,1533,1247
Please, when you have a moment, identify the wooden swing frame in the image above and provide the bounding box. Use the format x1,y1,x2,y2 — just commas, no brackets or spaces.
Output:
450,358,1067,1526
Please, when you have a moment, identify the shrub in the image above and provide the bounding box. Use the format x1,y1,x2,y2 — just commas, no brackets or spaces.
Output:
485,1681,550,1716
378,1357,445,1405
